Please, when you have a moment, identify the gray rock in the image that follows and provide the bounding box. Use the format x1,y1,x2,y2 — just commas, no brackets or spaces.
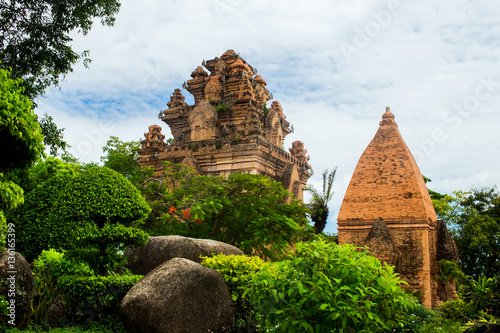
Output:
121,257,234,333
0,250,34,330
126,235,244,275
44,295,72,327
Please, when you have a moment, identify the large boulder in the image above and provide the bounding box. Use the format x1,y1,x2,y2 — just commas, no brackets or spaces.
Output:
126,235,244,275
0,250,34,330
121,257,234,333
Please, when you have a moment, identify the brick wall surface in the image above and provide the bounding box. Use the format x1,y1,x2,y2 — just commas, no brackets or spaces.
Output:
338,108,457,308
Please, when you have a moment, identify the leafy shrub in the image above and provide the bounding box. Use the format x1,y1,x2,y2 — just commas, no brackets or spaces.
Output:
31,250,94,324
438,299,475,322
58,273,142,322
51,165,150,275
52,165,150,227
201,254,267,331
0,173,25,248
13,173,75,261
67,222,148,274
458,274,500,319
31,249,142,325
393,298,466,333
247,240,415,333
27,157,81,192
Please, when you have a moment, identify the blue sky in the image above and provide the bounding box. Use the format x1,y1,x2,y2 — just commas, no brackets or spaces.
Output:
37,0,500,235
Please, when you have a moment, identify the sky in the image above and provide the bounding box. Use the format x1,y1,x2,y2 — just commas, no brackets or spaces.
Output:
36,0,500,235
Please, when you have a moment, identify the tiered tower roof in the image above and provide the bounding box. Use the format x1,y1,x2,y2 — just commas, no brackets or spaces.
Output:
338,108,437,222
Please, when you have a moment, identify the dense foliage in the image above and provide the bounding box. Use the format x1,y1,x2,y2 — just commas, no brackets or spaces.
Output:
424,179,500,329
52,166,150,274
31,250,141,327
426,183,500,278
0,0,121,99
249,240,416,332
143,162,312,260
27,157,81,191
53,165,150,227
0,66,43,249
7,158,82,260
0,67,44,170
100,136,143,183
13,172,76,261
202,254,267,331
451,188,500,278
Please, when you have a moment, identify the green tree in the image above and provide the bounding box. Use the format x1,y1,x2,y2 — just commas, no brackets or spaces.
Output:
0,0,121,99
52,165,150,275
452,187,500,278
423,176,463,224
426,181,500,278
305,167,337,234
28,154,80,178
100,136,144,185
38,112,70,156
143,162,312,260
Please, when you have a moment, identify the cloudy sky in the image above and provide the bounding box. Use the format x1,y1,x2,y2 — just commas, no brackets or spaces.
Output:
36,0,500,234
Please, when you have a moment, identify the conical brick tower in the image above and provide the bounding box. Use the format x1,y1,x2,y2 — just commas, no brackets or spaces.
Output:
337,108,458,308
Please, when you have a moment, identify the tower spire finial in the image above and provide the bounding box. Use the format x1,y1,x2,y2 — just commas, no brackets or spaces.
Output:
382,106,395,121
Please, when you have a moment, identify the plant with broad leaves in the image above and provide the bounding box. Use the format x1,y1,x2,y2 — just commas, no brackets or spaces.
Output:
201,254,267,331
247,239,415,332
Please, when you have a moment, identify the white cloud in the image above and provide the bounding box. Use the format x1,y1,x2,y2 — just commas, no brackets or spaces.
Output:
36,0,500,235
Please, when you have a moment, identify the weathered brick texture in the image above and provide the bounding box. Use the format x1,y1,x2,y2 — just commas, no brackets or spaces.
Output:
338,108,458,308
138,50,311,200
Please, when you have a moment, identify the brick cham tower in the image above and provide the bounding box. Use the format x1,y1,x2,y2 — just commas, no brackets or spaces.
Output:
337,108,458,309
138,50,311,200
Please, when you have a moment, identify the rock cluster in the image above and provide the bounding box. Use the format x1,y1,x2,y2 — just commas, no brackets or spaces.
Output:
125,235,244,275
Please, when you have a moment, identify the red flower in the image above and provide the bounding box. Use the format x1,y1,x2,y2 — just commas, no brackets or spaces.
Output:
195,218,202,225
169,206,177,214
182,208,192,219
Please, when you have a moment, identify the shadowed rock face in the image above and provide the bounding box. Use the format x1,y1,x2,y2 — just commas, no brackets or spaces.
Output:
121,258,234,333
0,251,34,330
125,235,244,275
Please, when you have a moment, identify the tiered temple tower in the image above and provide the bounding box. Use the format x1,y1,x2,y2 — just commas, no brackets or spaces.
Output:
337,108,458,308
138,50,311,200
